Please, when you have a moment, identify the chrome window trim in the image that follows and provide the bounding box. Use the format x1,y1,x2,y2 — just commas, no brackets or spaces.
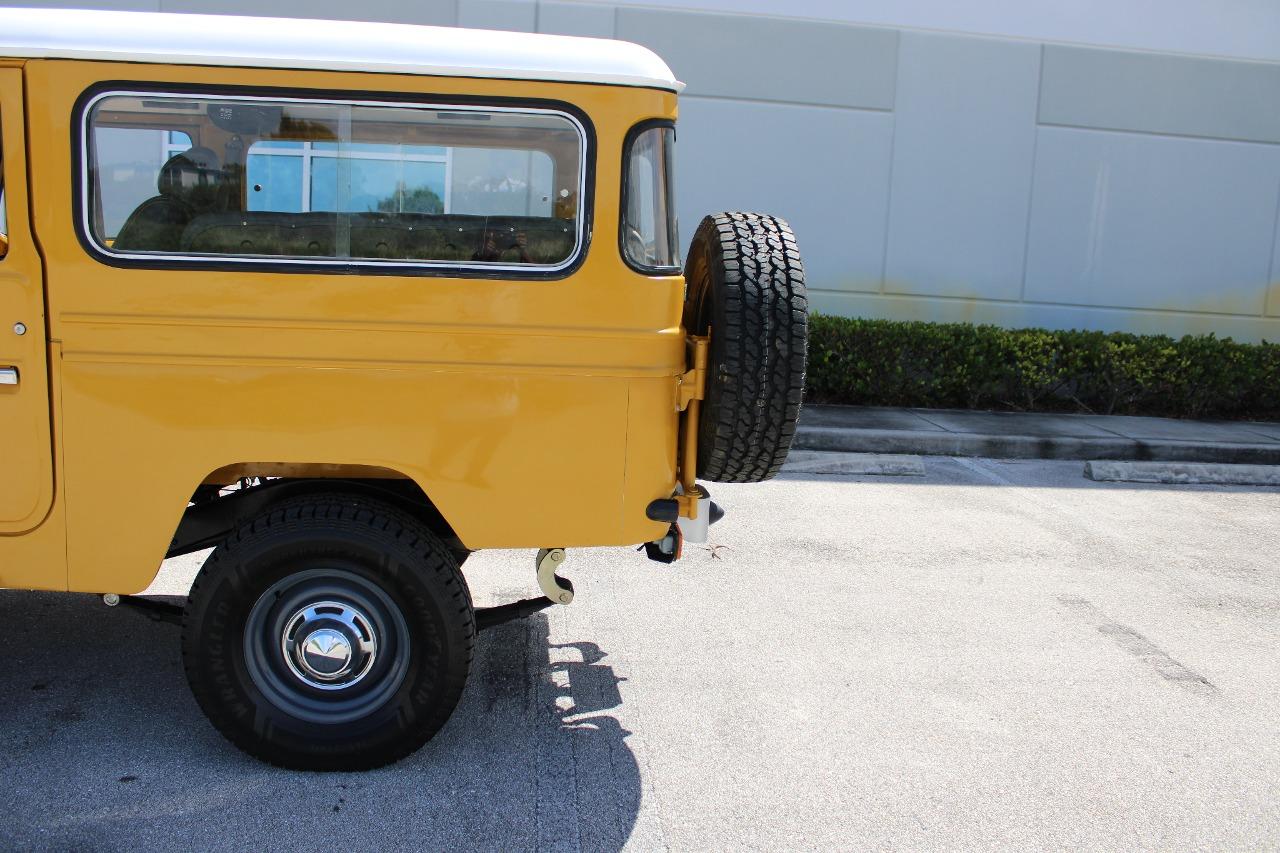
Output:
79,88,590,276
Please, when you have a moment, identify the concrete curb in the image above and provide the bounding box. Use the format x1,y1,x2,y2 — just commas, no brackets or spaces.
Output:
794,425,1280,464
782,451,925,476
1084,460,1280,486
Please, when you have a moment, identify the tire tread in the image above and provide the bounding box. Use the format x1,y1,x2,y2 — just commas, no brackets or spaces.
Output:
182,491,474,771
686,212,808,483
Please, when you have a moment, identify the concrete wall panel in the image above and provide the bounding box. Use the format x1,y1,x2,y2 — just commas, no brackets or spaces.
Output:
601,0,1280,65
1024,127,1280,316
458,0,535,31
537,1,615,38
615,7,897,108
675,97,893,293
1040,45,1280,145
157,0,458,25
10,0,159,9
883,32,1040,300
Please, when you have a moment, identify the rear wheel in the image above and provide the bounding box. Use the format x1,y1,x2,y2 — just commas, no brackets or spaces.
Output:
684,212,808,482
182,492,474,771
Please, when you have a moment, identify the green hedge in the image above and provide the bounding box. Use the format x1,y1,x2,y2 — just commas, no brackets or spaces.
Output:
807,315,1280,421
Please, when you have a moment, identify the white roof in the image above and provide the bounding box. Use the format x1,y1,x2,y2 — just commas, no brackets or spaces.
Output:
0,7,682,92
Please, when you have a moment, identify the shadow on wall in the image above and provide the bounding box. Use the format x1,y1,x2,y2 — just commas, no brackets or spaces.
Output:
0,591,641,851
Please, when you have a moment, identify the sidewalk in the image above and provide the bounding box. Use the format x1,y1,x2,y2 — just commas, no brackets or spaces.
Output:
793,404,1280,464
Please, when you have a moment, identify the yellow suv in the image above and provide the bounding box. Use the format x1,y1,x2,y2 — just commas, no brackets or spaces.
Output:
0,7,808,769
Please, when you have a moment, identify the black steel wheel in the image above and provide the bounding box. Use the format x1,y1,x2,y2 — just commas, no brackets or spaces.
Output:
182,492,474,771
684,212,808,482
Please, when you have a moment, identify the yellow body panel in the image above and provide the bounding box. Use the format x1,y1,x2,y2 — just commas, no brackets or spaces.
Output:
0,67,55,537
1,59,684,594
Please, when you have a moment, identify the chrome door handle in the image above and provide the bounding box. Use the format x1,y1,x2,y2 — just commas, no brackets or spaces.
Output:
0,367,17,385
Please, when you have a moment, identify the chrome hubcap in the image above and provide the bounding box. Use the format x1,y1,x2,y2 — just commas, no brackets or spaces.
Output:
300,628,353,678
281,601,378,690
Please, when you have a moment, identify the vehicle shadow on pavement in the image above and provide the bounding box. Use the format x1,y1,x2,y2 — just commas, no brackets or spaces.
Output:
0,590,640,852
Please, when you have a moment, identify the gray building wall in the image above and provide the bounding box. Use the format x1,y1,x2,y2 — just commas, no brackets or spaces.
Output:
9,0,1280,341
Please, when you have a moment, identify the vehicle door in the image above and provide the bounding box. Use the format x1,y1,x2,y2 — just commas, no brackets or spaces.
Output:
0,67,54,534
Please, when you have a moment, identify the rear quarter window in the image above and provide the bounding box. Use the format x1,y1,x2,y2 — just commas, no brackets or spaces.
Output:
0,125,7,257
80,89,589,275
621,121,679,273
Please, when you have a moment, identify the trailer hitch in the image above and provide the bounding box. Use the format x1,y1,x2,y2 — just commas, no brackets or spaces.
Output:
472,547,573,632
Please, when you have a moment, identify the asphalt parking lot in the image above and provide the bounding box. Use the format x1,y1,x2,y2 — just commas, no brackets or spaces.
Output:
2,456,1278,850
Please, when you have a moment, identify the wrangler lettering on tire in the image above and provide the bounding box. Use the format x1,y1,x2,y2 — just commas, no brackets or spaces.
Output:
683,212,809,483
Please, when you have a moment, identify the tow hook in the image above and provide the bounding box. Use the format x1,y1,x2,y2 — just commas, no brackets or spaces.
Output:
467,548,576,632
536,547,574,604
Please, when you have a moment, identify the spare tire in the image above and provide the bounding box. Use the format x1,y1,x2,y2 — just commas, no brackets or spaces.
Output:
683,212,808,483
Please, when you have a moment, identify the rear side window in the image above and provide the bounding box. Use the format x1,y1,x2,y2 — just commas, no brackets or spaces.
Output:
82,91,587,273
0,119,7,258
622,122,679,272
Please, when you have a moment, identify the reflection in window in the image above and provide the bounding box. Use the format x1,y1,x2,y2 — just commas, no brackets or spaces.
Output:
247,141,449,215
86,93,585,268
90,128,193,243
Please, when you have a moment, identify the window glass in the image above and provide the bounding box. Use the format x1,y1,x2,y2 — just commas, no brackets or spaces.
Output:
622,124,679,271
86,93,585,269
1,125,10,259
246,145,304,213
91,127,193,243
246,141,448,215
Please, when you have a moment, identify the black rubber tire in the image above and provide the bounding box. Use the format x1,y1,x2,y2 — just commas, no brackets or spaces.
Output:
683,212,808,483
181,493,474,771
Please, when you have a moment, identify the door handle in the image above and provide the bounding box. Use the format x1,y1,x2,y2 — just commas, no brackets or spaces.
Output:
0,367,17,385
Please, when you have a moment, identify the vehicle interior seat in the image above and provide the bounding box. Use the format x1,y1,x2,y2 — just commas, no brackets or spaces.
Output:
180,212,576,264
113,147,223,252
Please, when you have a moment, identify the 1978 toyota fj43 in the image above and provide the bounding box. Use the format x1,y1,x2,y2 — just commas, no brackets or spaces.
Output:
0,8,807,769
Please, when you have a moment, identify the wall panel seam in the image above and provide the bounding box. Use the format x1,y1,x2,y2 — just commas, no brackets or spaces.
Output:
1018,43,1045,303
1266,181,1280,317
877,27,900,294
1037,120,1280,148
885,28,901,113
676,94,893,113
878,116,897,294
